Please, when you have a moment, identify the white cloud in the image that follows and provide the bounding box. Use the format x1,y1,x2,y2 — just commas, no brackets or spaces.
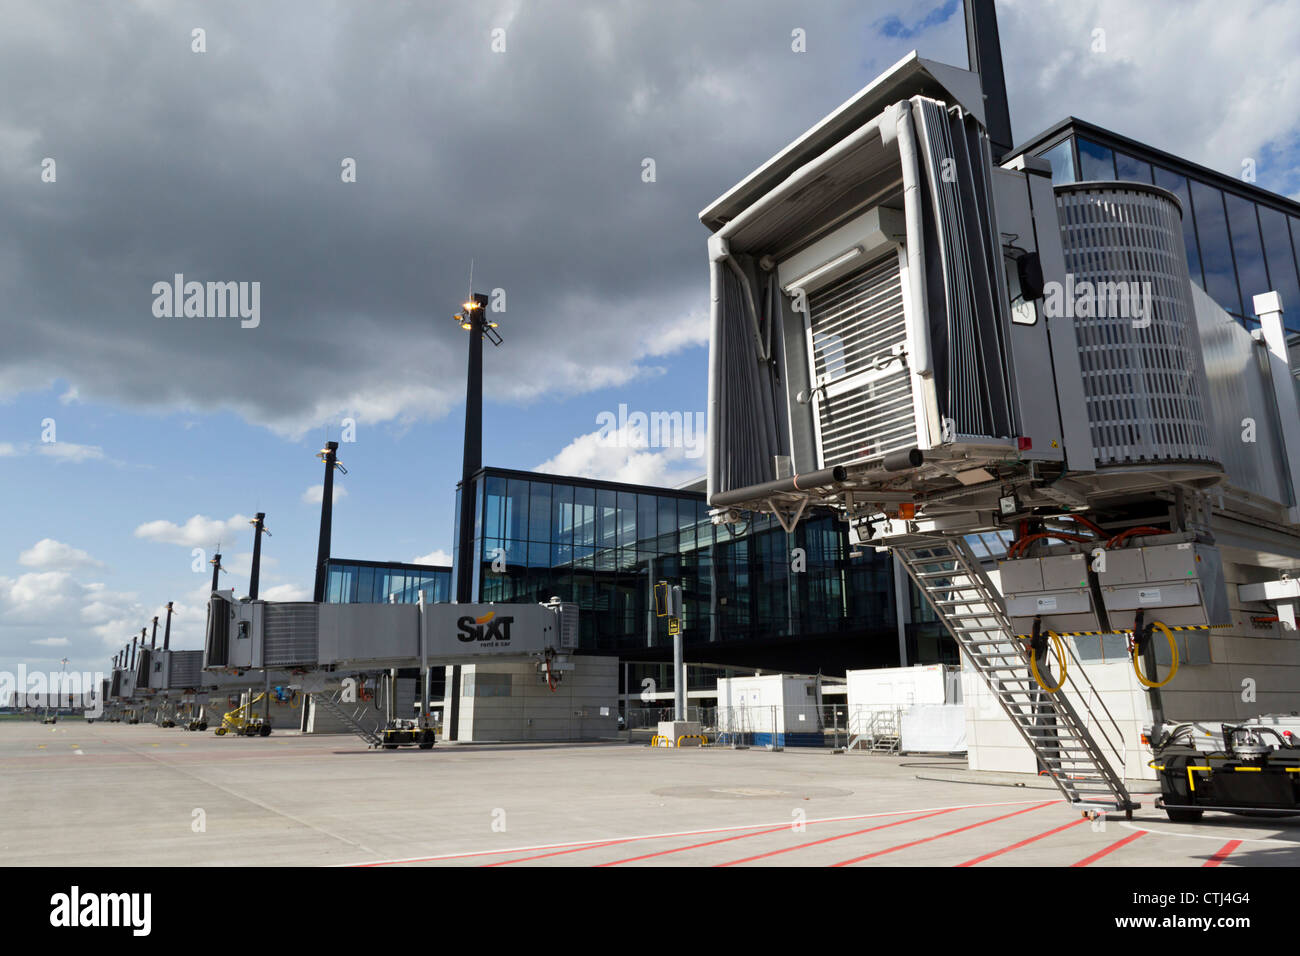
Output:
536,420,704,487
0,442,19,457
412,549,452,566
302,484,347,505
58,385,80,405
18,538,107,571
260,583,311,602
1001,0,1300,191
36,441,104,463
133,513,251,548
32,637,69,647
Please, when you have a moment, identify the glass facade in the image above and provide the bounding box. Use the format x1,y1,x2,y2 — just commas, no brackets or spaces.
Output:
324,559,451,604
462,468,898,657
1034,128,1300,332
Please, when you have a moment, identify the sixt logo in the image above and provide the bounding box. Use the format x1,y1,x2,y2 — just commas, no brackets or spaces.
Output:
457,611,514,644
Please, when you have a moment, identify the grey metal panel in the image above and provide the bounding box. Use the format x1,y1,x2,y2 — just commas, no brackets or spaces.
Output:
1192,285,1292,509
989,167,1065,462
1041,553,1089,591
319,604,419,665
1024,163,1094,471
262,603,319,667
998,556,1043,593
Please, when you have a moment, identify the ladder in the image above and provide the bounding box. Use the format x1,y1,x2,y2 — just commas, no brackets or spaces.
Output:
310,690,383,748
896,536,1136,813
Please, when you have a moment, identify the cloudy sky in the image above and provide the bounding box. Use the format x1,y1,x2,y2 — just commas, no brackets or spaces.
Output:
3,0,1300,680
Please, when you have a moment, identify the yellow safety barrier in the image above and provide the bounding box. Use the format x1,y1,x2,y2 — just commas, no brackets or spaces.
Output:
676,734,709,748
649,735,669,748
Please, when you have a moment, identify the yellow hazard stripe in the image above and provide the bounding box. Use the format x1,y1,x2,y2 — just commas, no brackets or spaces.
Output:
1013,624,1232,639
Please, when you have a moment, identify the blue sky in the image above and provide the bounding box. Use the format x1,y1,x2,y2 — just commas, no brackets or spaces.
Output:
4,0,1300,681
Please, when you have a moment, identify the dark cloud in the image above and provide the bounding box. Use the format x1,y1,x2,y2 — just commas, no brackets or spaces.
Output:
0,0,966,433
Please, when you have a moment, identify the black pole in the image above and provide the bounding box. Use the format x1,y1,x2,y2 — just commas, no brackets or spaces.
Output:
455,293,488,605
210,552,222,592
163,602,173,651
313,443,339,602
249,512,266,600
150,616,159,649
129,636,138,670
964,0,1014,160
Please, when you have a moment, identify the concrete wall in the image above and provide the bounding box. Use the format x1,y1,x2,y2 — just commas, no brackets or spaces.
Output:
964,553,1300,780
449,655,618,742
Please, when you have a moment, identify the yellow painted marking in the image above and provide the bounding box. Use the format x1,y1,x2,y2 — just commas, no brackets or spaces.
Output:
1187,765,1212,792
1234,766,1262,771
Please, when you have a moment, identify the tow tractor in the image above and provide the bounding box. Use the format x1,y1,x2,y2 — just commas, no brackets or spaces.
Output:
1146,716,1300,821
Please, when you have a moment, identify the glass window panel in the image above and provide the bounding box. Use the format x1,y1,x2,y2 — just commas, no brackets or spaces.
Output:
617,492,638,548
528,540,551,568
573,485,595,548
358,566,375,603
1152,167,1203,290
637,494,657,549
1189,181,1242,315
1036,139,1075,185
506,478,529,545
657,496,677,552
1113,152,1152,184
1076,138,1116,180
551,482,574,546
1225,193,1269,312
678,498,696,551
597,489,618,549
528,481,551,542
483,476,507,540
1257,206,1300,321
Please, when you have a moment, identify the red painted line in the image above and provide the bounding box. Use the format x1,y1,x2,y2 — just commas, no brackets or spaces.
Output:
343,798,1053,867
1204,839,1242,867
714,807,963,867
830,800,1058,867
1071,829,1146,867
956,816,1088,866
597,825,793,867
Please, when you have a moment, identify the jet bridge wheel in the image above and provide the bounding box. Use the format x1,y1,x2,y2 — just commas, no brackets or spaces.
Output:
258,724,271,737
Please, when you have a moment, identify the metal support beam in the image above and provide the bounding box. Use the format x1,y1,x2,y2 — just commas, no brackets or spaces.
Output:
964,0,1014,159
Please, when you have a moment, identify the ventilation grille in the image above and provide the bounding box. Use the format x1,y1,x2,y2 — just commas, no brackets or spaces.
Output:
807,253,915,466
263,603,319,667
167,651,204,690
1055,183,1218,467
557,603,580,650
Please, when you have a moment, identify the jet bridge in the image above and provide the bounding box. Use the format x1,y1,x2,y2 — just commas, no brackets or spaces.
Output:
700,50,1300,818
202,589,580,748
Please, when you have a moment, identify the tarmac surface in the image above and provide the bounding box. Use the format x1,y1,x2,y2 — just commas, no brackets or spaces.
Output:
4,720,1299,867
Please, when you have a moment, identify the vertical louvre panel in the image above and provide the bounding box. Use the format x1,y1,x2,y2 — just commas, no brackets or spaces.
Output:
1055,184,1217,466
808,254,915,465
262,603,319,667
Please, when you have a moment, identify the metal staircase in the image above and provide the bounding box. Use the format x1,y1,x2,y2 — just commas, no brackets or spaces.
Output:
846,708,903,753
310,690,383,748
896,536,1136,813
